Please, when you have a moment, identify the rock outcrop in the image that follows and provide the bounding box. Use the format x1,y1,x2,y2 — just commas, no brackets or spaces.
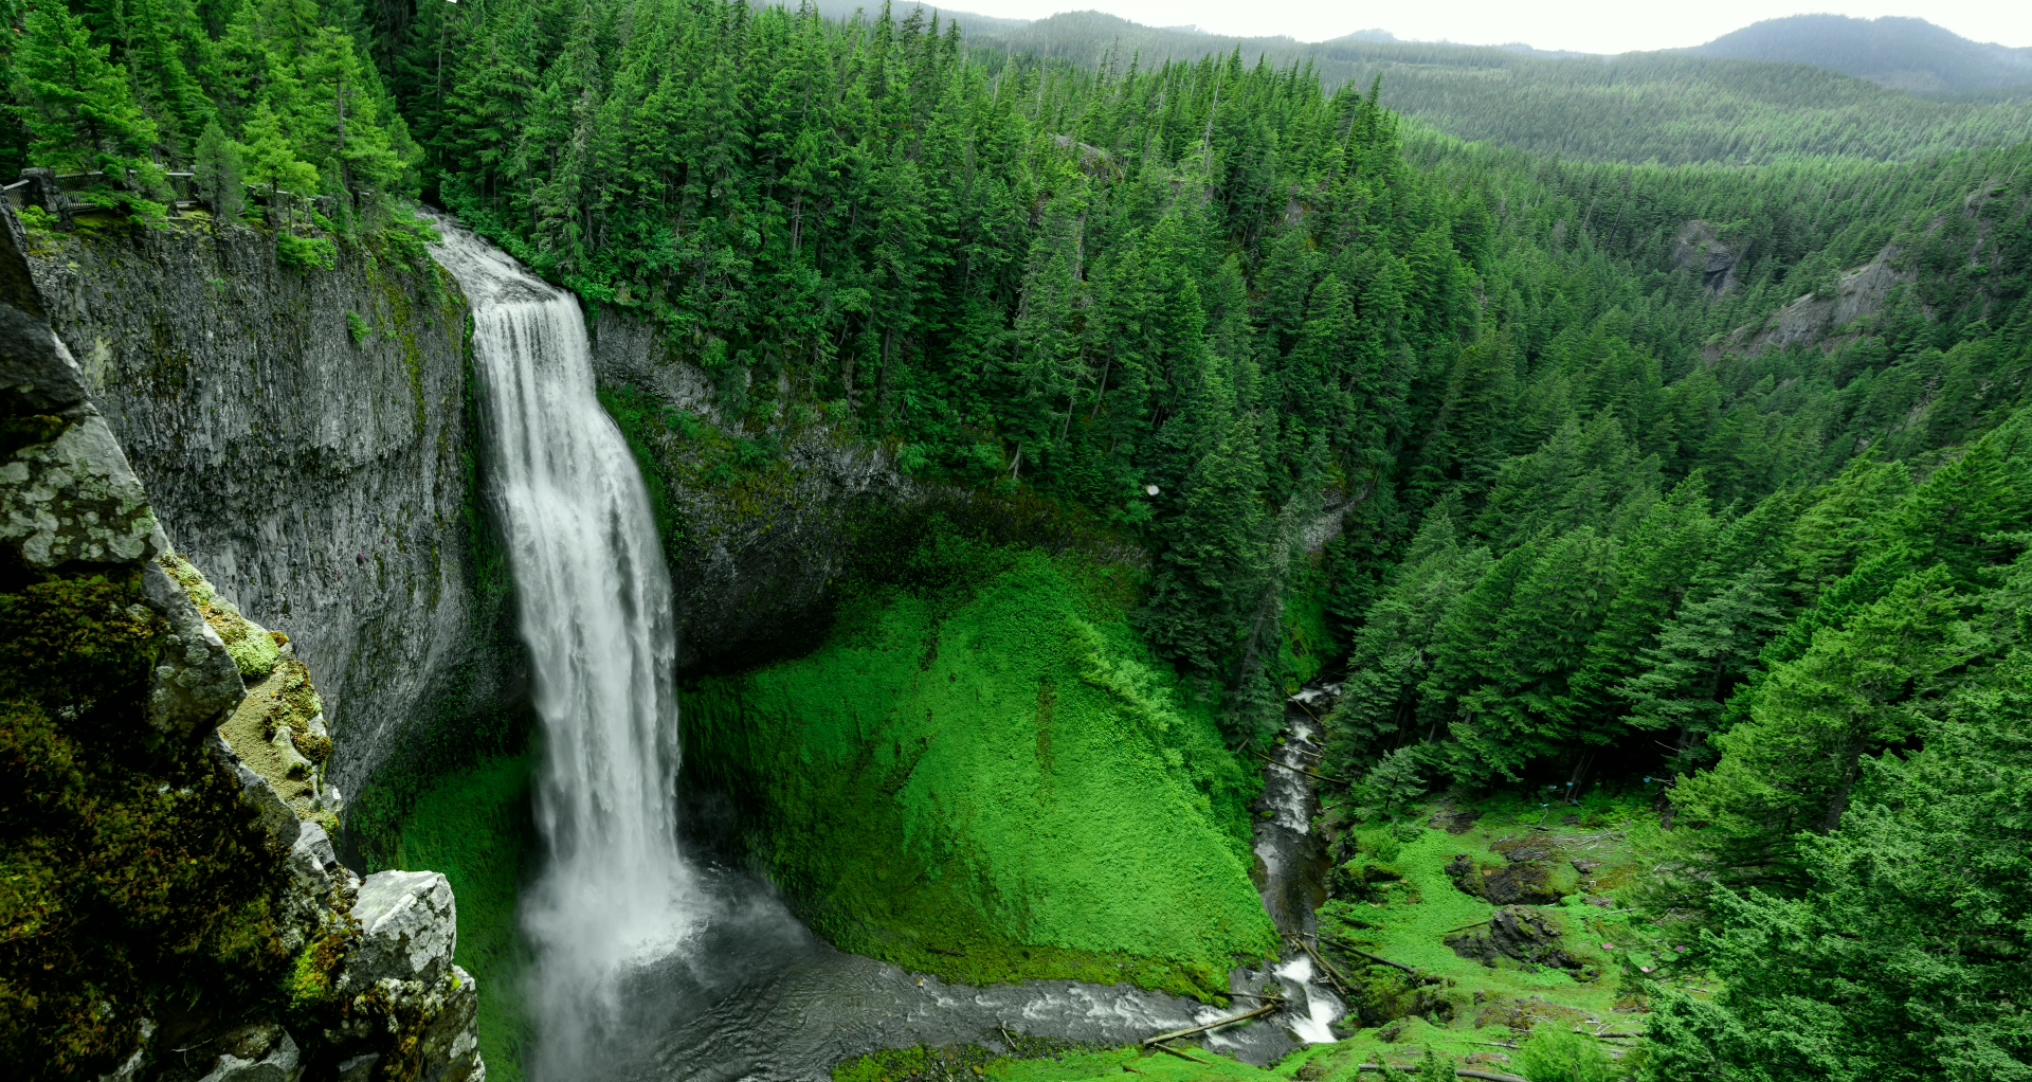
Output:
0,206,479,1082
24,221,520,793
1446,905,1582,971
587,309,915,673
1710,245,1913,360
1674,220,1755,294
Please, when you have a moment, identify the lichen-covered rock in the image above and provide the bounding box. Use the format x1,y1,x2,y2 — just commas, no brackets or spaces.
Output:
142,557,246,739
3,206,480,1082
0,409,158,567
346,871,457,989
161,549,284,678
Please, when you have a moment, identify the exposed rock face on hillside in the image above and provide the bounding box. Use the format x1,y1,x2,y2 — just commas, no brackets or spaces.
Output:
587,310,916,673
0,207,480,1082
1710,246,1913,360
1674,220,1754,294
24,223,520,792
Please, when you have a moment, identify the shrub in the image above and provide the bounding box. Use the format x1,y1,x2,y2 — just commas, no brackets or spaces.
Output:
1518,1027,1619,1082
277,233,338,272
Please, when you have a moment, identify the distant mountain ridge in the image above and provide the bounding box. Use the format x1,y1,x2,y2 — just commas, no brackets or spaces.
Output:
1690,15,2032,96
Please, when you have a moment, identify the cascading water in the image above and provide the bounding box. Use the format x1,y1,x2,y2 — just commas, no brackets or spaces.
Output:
422,216,1328,1079
428,218,703,1077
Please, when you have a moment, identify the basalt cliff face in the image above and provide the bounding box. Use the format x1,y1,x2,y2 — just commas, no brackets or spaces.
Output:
585,309,915,674
0,206,480,1082
23,222,521,795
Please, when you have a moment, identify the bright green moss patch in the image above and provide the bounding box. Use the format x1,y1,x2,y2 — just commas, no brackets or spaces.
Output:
1317,797,1667,1023
160,550,284,679
686,545,1277,998
391,753,537,1082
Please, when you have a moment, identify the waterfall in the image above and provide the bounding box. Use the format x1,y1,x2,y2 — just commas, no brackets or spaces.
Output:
429,218,701,1076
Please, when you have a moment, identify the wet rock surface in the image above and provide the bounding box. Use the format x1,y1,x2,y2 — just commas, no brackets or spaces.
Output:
587,308,916,675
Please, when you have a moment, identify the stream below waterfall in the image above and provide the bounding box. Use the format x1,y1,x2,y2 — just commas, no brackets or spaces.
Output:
428,217,1346,1080
605,683,1348,1081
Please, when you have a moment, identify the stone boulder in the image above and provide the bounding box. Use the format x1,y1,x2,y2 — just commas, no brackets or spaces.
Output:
196,1026,301,1082
1482,861,1565,906
347,870,458,988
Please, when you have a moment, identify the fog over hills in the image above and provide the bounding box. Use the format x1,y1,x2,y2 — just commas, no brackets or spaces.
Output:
1690,15,2032,96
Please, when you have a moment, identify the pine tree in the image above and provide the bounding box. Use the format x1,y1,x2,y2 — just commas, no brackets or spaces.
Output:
1618,563,1786,763
1648,649,2032,1082
13,1,161,179
191,118,246,219
1667,568,1985,898
240,99,318,202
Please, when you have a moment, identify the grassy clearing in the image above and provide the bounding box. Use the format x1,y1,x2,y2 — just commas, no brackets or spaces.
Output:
1314,791,1689,1030
390,753,537,1082
685,545,1278,997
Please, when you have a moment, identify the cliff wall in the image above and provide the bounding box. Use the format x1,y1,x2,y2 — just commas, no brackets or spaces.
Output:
25,221,521,794
586,309,915,673
0,207,479,1082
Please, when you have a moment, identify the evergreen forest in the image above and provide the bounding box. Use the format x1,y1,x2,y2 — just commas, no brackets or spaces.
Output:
3,0,2030,1079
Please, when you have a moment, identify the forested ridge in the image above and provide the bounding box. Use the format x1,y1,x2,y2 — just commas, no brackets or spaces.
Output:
4,0,2031,1077
959,11,2032,165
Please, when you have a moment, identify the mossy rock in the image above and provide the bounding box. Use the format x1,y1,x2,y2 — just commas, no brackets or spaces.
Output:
159,550,281,679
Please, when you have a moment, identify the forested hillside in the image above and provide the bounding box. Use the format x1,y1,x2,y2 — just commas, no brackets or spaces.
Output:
957,11,2032,164
1691,14,2032,96
5,0,2031,1077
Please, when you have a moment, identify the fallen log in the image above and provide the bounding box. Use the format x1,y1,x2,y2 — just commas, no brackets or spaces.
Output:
1325,939,1419,975
1148,1042,1212,1065
1140,1001,1281,1046
1296,937,1356,995
1251,749,1342,782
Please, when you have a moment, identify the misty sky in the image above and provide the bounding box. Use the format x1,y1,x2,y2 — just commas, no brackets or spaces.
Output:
941,1,2032,53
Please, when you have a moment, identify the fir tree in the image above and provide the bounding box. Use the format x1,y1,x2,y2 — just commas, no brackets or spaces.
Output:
190,118,245,219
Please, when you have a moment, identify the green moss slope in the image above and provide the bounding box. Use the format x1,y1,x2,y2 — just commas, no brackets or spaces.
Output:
686,548,1278,997
391,754,536,1082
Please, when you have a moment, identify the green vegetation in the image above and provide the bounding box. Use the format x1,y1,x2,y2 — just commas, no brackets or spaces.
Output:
684,526,1276,996
0,569,291,1078
390,754,537,1082
14,0,2032,1077
964,12,2032,165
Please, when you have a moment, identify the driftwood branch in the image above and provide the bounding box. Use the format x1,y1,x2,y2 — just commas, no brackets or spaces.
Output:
1141,1001,1281,1046
1252,750,1342,782
1296,937,1356,995
1324,938,1419,975
1148,1042,1212,1065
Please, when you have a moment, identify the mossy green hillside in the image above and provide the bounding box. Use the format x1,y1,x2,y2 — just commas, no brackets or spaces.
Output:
685,547,1278,997
1313,794,1687,1031
390,753,537,1082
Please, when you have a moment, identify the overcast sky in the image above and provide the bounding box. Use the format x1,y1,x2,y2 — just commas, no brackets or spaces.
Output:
942,1,2032,53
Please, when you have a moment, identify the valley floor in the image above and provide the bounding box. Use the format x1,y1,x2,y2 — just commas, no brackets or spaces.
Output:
834,793,1683,1082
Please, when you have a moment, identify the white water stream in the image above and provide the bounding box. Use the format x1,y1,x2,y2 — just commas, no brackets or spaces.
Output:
430,219,704,1078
